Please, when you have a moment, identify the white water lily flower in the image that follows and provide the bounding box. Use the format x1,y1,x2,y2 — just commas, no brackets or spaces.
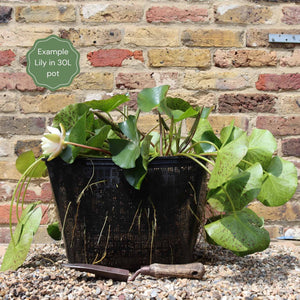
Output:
41,123,66,161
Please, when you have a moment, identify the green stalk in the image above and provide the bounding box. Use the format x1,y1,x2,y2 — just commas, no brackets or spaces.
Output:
165,117,174,156
9,158,43,246
65,141,111,156
184,140,220,153
176,153,212,175
158,113,163,156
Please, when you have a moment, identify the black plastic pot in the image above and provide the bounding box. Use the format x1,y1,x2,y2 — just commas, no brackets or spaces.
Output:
46,156,206,270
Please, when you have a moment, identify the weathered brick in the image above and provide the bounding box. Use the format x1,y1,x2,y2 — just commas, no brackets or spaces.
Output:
14,140,42,157
137,115,160,134
0,204,49,225
0,94,16,112
215,5,273,24
214,49,277,68
148,48,210,68
256,73,300,91
247,28,298,48
66,72,114,90
19,94,76,113
0,49,15,66
187,115,249,134
282,138,300,157
265,225,284,239
80,4,143,23
256,116,300,136
87,49,144,67
124,28,180,47
219,94,276,113
15,5,75,23
282,6,300,25
0,161,20,180
0,137,10,157
0,73,44,92
59,28,121,47
0,6,12,23
184,71,250,90
278,95,300,114
0,227,11,244
146,6,208,23
252,0,300,2
0,116,45,135
116,72,179,90
168,90,217,107
248,201,300,222
280,49,300,67
0,28,53,47
182,29,243,47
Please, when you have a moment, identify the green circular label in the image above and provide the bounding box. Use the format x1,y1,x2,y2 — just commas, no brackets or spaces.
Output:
26,35,80,91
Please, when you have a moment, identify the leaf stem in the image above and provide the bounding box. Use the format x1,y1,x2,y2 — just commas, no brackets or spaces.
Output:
176,153,212,175
65,141,111,156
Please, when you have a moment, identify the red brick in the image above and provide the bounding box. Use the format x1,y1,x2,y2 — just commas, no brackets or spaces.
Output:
0,204,49,225
256,74,300,91
146,6,208,23
87,49,144,67
282,7,300,25
0,6,12,23
0,73,44,92
219,94,276,113
15,182,53,204
0,49,15,66
256,116,300,136
282,138,300,157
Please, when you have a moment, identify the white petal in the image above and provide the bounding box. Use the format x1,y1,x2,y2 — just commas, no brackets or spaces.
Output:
46,126,61,136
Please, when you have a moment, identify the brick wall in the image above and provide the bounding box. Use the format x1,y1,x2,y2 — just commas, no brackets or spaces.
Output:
0,0,299,242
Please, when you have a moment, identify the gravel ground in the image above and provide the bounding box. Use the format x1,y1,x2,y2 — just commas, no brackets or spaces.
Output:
0,241,299,300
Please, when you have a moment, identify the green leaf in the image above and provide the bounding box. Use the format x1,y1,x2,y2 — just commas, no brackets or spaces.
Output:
220,126,245,146
47,222,61,241
16,152,47,178
62,113,87,163
109,139,140,169
159,97,198,122
1,204,42,271
52,103,89,132
85,94,130,112
257,156,298,206
208,133,248,189
219,121,235,146
118,115,140,142
84,125,111,151
137,85,169,112
208,163,263,212
193,109,221,153
243,129,277,169
16,151,35,174
123,135,152,189
205,208,270,256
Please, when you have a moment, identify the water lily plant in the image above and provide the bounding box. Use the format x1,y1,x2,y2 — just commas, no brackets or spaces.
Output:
1,85,298,271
